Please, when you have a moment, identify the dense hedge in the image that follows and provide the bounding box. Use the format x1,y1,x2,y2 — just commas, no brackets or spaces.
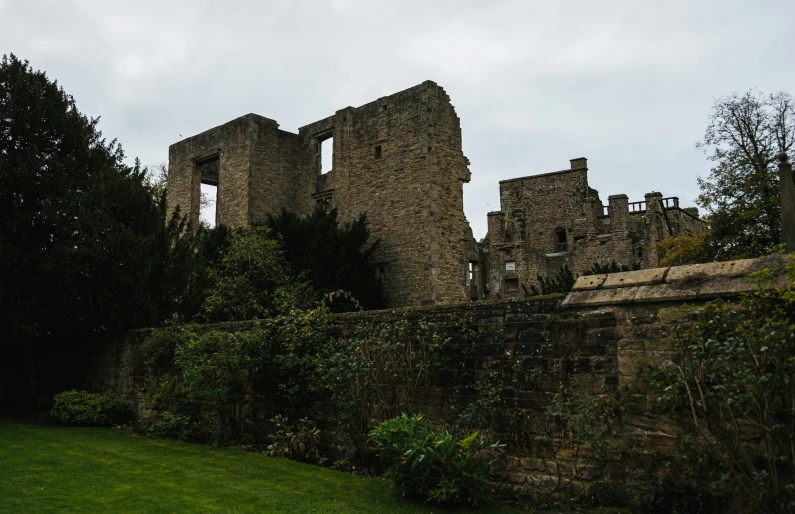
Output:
50,390,133,427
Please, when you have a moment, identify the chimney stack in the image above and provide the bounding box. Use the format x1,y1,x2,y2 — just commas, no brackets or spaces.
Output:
569,157,588,170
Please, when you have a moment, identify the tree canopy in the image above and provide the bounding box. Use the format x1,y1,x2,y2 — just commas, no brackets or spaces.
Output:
0,54,199,343
696,90,794,260
266,208,385,310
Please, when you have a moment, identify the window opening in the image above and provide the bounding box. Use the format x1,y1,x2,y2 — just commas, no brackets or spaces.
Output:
198,155,219,227
374,145,382,159
505,261,516,272
200,184,217,227
321,136,333,174
466,261,476,285
555,228,568,252
504,278,519,293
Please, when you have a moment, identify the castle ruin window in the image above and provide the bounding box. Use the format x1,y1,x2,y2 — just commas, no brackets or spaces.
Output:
374,145,382,159
197,154,219,227
555,228,568,252
312,189,334,212
320,135,334,174
466,261,476,285
505,261,516,271
504,278,519,293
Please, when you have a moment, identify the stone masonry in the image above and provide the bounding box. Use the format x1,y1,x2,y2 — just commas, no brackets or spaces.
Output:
87,254,793,495
483,158,705,298
168,81,478,307
168,83,702,308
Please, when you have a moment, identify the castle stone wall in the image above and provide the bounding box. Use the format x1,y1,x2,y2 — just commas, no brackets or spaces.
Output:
86,254,792,496
168,81,476,307
483,160,705,297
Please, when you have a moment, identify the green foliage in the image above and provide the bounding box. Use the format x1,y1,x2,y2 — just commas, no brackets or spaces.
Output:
645,268,795,512
138,300,337,444
577,482,633,509
200,226,313,322
266,208,385,311
696,90,794,260
0,55,205,413
323,320,452,459
266,415,321,463
149,411,198,442
174,327,269,441
0,54,200,343
583,261,638,275
526,265,577,295
49,390,132,427
1,420,522,513
639,478,727,514
139,325,198,370
369,414,503,507
656,232,712,267
534,391,627,504
526,261,637,296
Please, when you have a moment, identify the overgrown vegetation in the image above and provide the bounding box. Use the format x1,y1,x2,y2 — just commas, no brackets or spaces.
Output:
656,232,712,267
524,261,637,295
641,263,795,512
267,208,385,310
49,390,133,427
266,415,322,463
369,414,503,507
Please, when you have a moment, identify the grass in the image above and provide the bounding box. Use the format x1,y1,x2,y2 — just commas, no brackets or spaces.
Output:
0,420,523,513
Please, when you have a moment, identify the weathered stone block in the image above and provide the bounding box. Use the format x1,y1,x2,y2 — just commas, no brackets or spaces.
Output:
601,267,668,289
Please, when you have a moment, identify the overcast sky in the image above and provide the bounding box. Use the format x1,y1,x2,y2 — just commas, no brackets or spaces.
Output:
2,0,793,238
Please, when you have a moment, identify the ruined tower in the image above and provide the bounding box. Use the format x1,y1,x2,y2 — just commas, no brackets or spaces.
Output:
167,81,480,308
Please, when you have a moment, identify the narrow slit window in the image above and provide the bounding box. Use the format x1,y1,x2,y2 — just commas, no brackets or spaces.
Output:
555,228,568,252
321,136,333,174
374,145,382,159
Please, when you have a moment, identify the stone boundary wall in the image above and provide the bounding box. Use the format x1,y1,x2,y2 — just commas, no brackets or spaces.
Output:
85,254,793,494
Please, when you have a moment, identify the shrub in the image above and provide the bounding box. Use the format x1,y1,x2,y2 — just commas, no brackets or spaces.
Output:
325,320,452,461
266,415,321,463
642,261,795,512
50,390,133,427
200,225,313,322
656,232,711,267
369,414,503,507
639,478,727,514
174,328,268,442
150,411,197,442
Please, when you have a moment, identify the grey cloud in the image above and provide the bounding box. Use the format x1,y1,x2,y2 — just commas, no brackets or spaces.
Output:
2,0,793,238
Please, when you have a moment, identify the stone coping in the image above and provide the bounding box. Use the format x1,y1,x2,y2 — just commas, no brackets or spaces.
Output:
562,254,793,308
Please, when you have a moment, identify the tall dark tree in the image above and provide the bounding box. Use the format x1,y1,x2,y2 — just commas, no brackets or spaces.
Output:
696,90,794,260
267,208,385,310
0,55,198,410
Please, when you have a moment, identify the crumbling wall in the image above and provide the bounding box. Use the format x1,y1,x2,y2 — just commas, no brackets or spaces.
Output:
484,160,705,298
167,115,256,227
167,82,477,308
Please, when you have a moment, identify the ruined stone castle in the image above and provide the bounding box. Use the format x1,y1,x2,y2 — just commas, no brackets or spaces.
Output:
167,81,703,307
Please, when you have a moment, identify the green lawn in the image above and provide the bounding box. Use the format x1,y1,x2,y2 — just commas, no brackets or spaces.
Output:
0,420,524,513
